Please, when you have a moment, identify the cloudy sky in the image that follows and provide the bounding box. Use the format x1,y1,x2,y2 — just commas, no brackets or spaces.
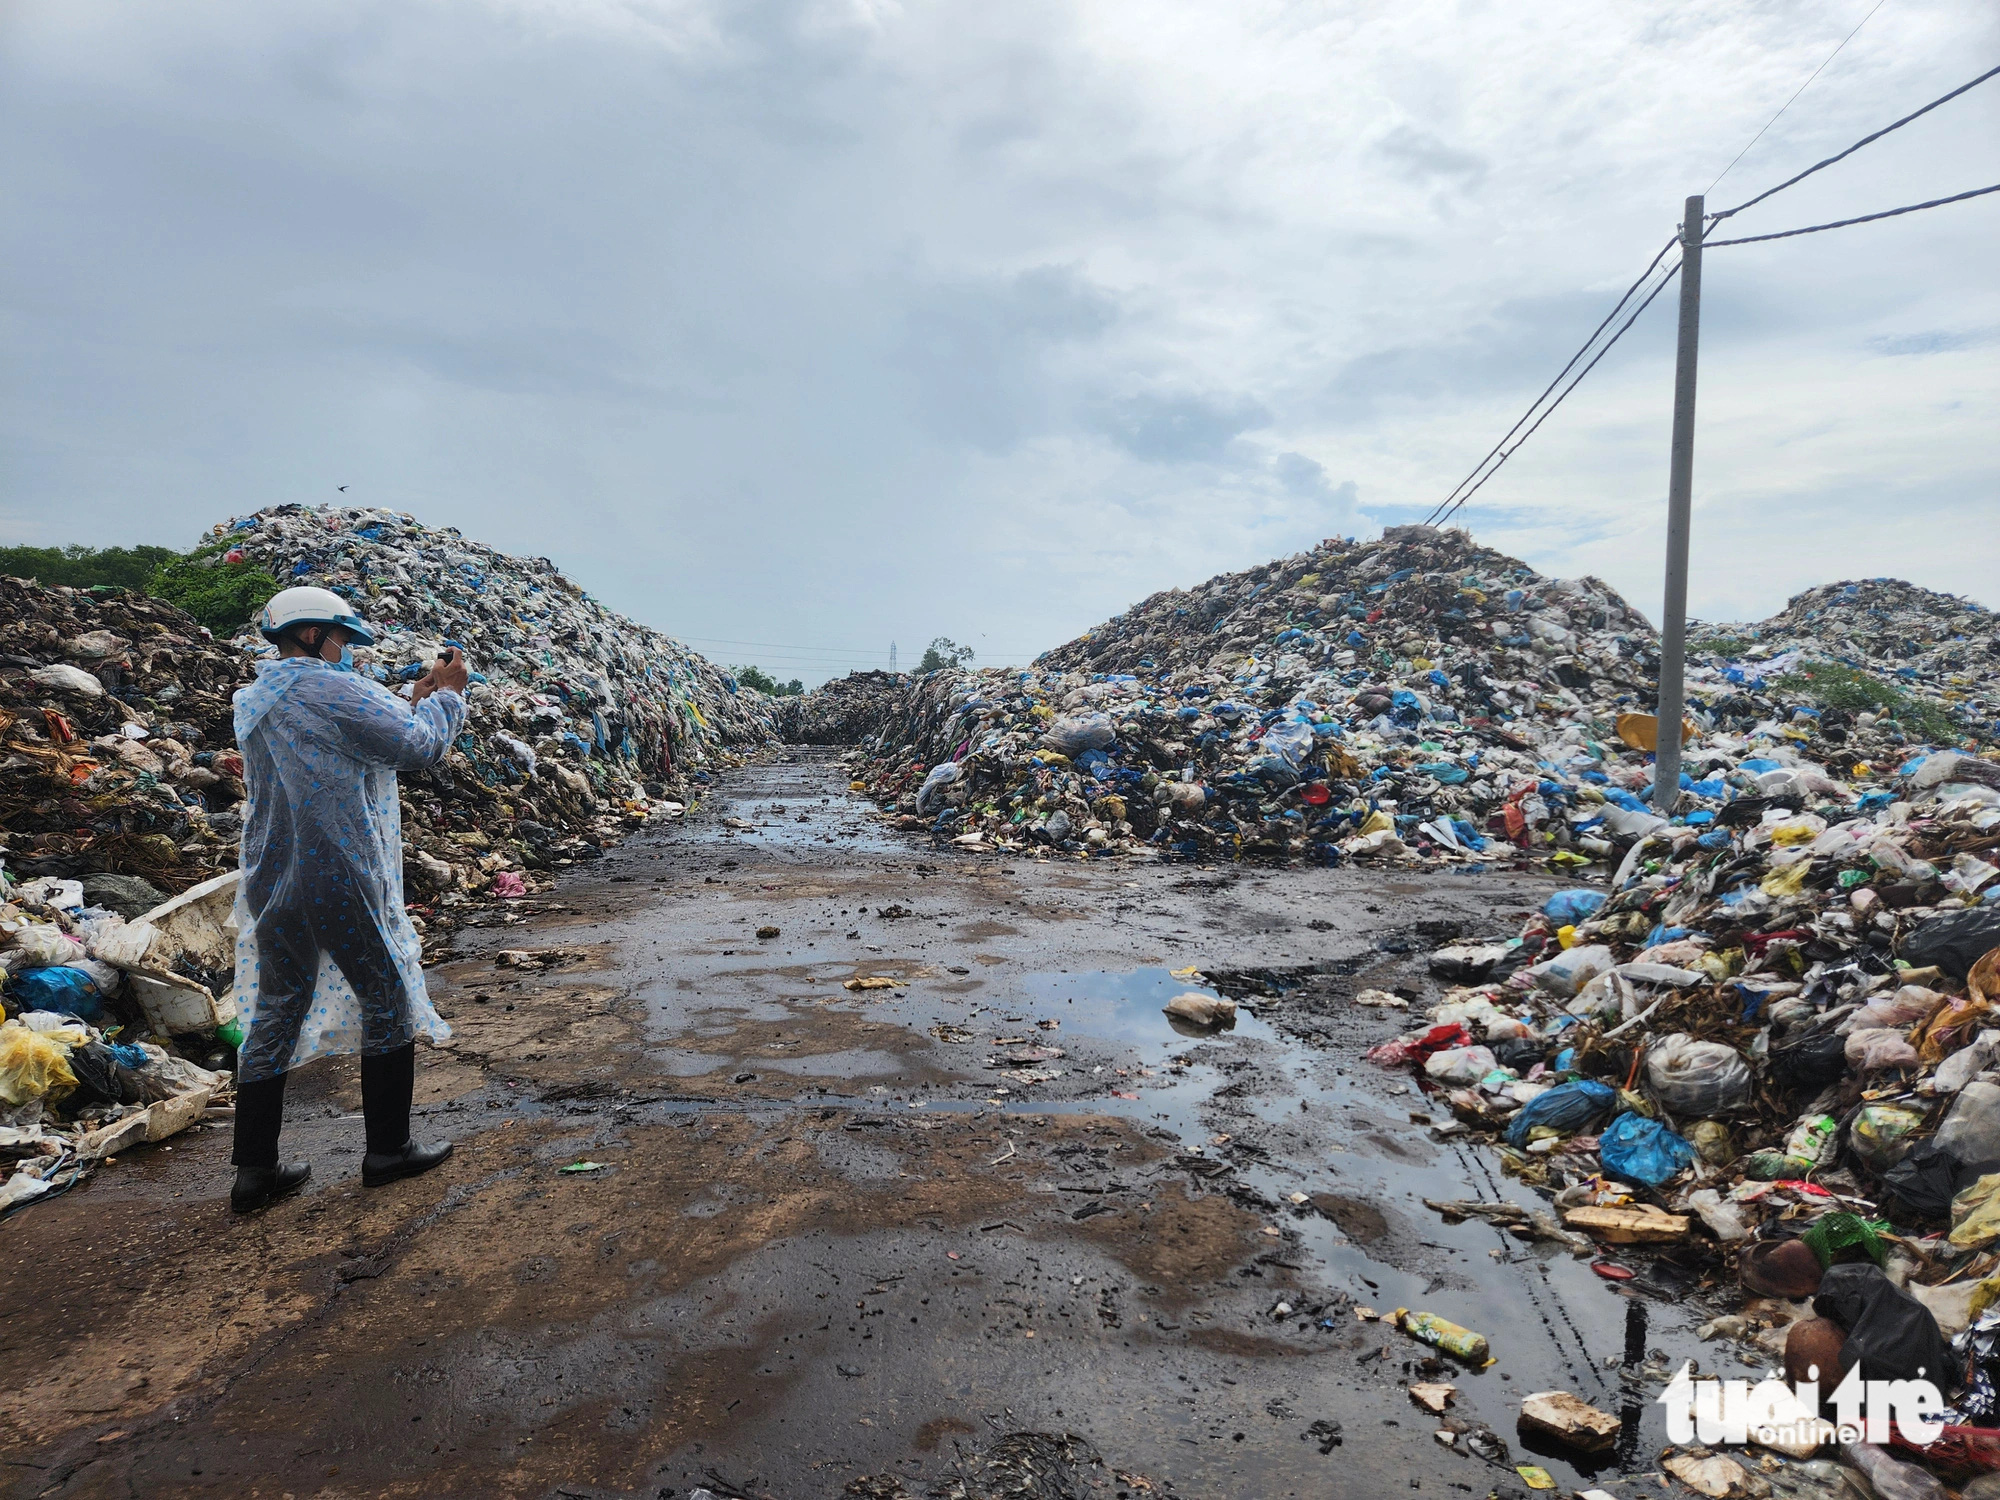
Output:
3,0,1995,685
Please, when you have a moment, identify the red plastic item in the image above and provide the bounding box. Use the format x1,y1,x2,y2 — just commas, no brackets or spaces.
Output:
1591,1261,1635,1281
1300,783,1331,806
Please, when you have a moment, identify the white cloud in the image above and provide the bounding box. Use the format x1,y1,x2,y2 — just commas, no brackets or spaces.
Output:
1,0,1994,683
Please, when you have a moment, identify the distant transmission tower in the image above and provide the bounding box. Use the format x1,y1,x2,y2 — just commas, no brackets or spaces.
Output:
889,640,897,672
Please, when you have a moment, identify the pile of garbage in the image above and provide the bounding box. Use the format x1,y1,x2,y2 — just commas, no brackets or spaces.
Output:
0,574,254,892
1,869,241,1214
214,504,780,894
775,670,909,746
827,526,1991,864
1357,750,2000,1490
1692,578,1998,745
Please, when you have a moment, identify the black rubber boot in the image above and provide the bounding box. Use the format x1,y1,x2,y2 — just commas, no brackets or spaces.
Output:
362,1140,453,1187
230,1161,312,1213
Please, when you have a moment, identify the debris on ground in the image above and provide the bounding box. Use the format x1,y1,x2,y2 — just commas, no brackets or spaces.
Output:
1515,1389,1619,1451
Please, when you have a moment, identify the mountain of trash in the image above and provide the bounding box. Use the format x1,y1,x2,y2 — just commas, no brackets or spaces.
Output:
1,505,778,1213
215,504,779,893
775,669,908,746
817,527,1994,865
1690,577,1997,745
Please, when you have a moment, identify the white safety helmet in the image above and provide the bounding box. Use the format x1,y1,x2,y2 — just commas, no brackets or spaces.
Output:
258,585,376,646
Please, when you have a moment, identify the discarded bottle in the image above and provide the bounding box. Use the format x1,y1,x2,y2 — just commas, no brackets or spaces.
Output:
1394,1308,1491,1363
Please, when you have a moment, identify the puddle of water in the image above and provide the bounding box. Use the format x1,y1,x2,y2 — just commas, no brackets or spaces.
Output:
926,966,1723,1490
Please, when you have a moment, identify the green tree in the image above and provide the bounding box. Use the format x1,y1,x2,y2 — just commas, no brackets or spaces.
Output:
733,664,804,696
917,636,974,674
146,540,282,635
0,543,179,591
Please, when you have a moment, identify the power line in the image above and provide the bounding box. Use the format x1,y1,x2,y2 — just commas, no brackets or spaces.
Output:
1709,60,2000,224
1420,233,1680,527
1705,181,2000,245
1431,258,1684,528
1705,0,1891,197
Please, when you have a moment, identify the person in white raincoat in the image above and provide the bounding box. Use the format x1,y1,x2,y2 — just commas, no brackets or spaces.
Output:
227,586,469,1213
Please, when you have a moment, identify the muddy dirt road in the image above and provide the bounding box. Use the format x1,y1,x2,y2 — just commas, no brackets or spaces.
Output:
2,751,1722,1499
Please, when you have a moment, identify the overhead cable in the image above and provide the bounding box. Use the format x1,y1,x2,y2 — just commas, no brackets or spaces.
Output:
1420,234,1680,526
1431,259,1683,529
1705,0,1891,197
1706,181,2000,245
1709,61,2000,223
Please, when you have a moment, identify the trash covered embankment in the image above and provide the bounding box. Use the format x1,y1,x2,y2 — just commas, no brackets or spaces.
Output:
2,504,779,1214
819,526,1994,865
1361,751,2000,1493
218,504,779,892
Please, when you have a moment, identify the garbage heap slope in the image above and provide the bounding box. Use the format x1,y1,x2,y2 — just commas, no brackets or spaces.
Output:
776,670,910,746
836,527,1993,864
0,575,254,893
215,504,781,892
1690,577,1997,746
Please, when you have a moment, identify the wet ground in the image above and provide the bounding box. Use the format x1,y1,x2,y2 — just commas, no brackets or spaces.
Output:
1,750,1740,1499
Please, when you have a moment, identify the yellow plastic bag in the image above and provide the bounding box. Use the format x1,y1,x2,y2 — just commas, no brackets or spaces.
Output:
1951,1173,2000,1250
1357,809,1394,836
1918,994,1992,1065
1760,861,1811,898
0,1022,77,1106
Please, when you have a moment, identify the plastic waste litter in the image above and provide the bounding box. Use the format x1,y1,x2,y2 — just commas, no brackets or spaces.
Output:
1393,1308,1490,1363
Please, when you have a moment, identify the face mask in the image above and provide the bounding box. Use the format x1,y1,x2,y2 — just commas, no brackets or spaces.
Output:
337,643,355,671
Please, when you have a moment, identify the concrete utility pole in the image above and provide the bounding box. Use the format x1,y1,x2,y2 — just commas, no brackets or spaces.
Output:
889,641,898,673
1654,194,1704,812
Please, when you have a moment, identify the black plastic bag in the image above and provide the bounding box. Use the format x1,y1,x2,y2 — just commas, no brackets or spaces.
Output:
1491,1036,1549,1072
1812,1263,1959,1389
1882,1139,2000,1223
1769,1029,1849,1091
1902,906,2000,981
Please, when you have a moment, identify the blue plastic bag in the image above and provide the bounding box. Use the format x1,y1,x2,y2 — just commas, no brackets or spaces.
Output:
1544,889,1608,925
9,965,103,1020
1505,1079,1616,1147
1598,1112,1697,1187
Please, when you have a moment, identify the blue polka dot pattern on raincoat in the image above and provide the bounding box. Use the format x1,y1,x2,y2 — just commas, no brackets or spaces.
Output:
230,657,466,1083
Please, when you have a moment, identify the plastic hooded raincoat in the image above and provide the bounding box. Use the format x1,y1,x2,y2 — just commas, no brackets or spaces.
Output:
230,657,467,1083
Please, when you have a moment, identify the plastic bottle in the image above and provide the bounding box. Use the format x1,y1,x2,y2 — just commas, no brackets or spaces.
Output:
1393,1309,1490,1363
1840,1440,1946,1500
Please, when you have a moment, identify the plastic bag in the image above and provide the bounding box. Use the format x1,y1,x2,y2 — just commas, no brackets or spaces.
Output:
1258,720,1316,770
1814,1264,1954,1386
914,760,963,814
1939,1082,2000,1166
1845,1027,1920,1073
6,966,104,1021
1687,1187,1749,1241
1885,1140,2000,1222
1423,1045,1499,1085
1903,906,2000,981
1504,1078,1615,1146
1954,1175,2000,1251
1769,1028,1851,1091
1527,944,1614,998
1543,889,1606,925
1688,1120,1737,1165
0,1021,78,1106
1040,713,1117,757
1850,1104,1927,1173
1366,1023,1469,1068
1598,1111,1696,1187
1918,995,1994,1065
2,924,84,968
1849,985,1949,1032
1644,1034,1754,1115
1937,1031,2000,1094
